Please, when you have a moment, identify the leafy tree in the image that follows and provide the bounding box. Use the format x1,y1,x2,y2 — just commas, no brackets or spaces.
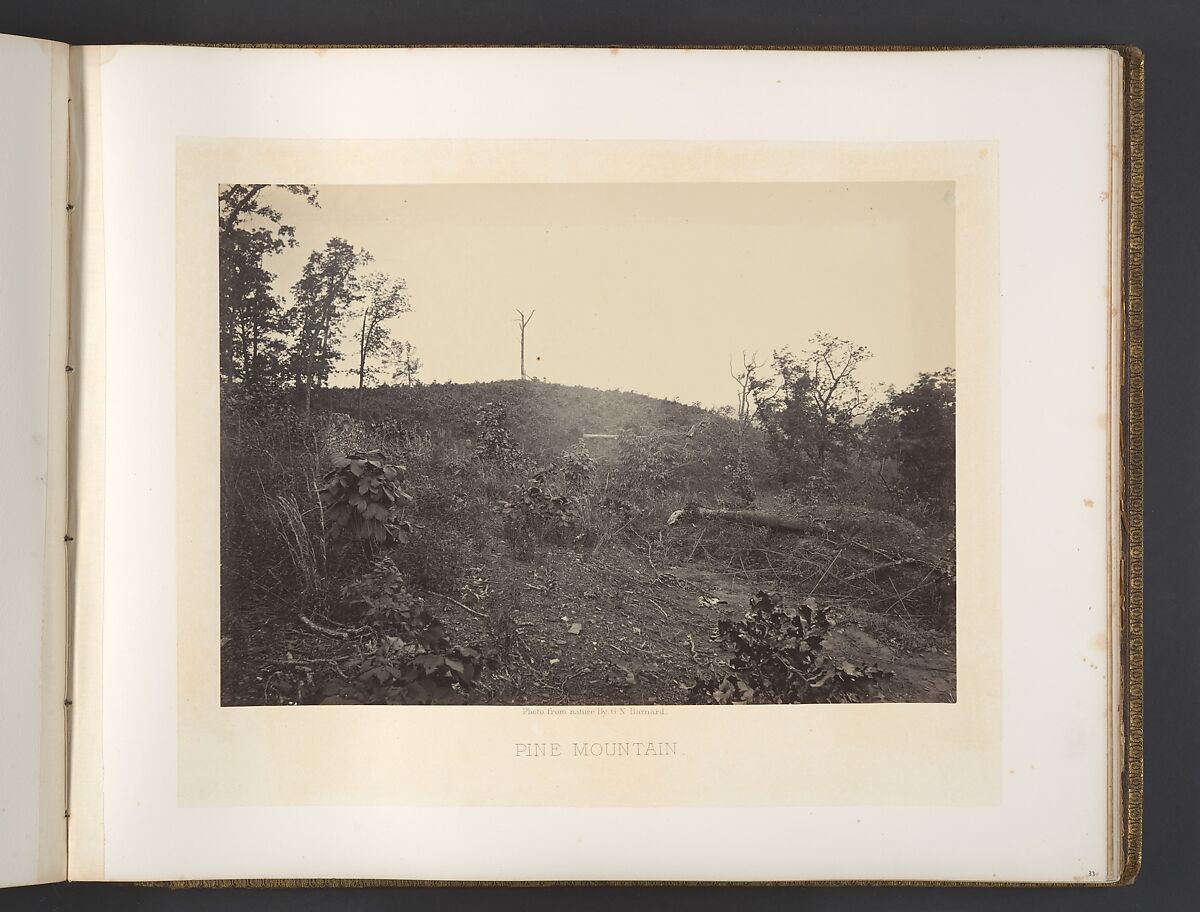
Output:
354,273,411,396
218,183,318,237
754,332,875,469
290,238,373,413
218,184,318,385
868,368,956,516
221,229,292,387
391,340,422,387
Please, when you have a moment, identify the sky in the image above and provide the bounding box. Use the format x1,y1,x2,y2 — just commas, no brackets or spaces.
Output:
250,180,955,410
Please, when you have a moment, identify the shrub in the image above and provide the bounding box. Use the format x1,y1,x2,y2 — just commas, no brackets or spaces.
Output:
689,591,890,704
553,443,595,491
473,401,520,465
318,559,491,705
499,472,579,544
393,527,474,594
615,429,680,493
319,451,412,548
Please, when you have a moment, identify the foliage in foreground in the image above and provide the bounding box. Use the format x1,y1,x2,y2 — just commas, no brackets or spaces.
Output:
689,591,891,704
500,471,581,545
319,450,412,548
319,559,492,705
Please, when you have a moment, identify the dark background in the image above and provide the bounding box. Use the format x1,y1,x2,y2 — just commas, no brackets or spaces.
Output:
0,1,1195,909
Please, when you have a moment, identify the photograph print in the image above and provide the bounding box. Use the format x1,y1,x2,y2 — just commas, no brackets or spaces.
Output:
219,181,957,707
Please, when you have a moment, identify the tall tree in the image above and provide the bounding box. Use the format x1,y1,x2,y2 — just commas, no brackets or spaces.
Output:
224,230,292,387
352,273,411,411
218,184,318,385
867,368,956,516
218,183,317,236
390,340,422,387
290,238,373,413
754,332,875,468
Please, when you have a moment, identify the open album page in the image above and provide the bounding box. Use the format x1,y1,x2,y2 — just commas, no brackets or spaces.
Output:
70,46,1123,883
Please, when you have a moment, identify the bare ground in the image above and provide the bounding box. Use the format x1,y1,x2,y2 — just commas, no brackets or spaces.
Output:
221,541,954,706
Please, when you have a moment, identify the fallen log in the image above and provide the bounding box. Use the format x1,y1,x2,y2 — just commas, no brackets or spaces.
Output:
666,504,949,574
668,505,826,536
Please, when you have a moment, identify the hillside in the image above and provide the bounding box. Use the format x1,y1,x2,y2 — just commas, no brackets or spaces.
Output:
317,379,717,459
221,376,955,708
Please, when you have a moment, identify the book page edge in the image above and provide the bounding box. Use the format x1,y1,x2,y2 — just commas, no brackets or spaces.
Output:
65,44,108,884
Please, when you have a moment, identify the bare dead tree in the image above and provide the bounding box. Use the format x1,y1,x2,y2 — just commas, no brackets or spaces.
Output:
515,308,535,380
730,350,767,425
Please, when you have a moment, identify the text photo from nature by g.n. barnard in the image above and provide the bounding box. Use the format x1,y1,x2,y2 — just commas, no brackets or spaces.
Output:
220,181,956,708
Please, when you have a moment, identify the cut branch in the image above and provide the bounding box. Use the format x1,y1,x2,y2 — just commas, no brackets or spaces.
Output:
298,614,351,638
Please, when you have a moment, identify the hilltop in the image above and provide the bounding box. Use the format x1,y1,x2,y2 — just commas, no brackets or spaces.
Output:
317,379,717,460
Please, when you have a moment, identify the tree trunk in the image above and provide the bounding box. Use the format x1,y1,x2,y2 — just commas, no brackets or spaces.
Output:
357,313,368,419
357,381,364,420
515,309,534,380
358,309,369,389
668,504,945,572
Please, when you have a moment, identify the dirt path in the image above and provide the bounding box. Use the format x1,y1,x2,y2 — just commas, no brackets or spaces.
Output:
436,548,955,705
